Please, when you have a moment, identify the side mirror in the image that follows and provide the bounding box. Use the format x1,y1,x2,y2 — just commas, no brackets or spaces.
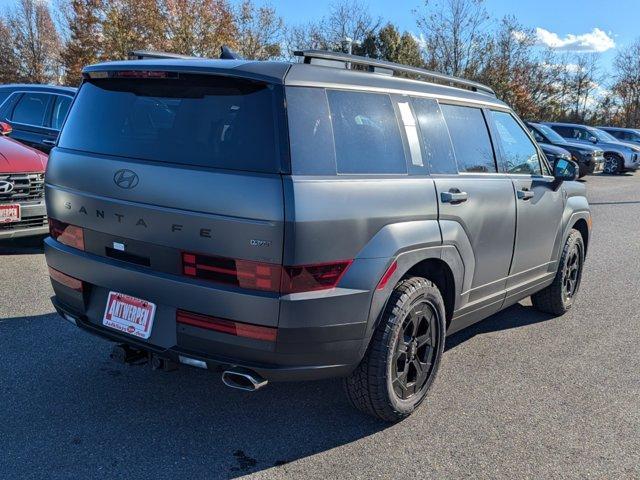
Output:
554,158,578,182
0,122,12,136
588,136,598,144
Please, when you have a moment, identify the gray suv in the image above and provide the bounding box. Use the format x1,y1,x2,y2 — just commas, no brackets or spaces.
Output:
44,50,591,421
545,122,640,174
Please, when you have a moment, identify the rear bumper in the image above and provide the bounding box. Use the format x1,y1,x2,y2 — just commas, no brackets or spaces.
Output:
0,201,47,239
45,238,373,382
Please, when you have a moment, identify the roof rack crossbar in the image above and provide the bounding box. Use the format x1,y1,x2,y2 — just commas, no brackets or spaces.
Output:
294,50,496,96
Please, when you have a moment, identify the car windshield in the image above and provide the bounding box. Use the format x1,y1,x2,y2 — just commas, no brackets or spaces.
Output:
594,128,620,142
589,128,617,143
537,124,568,144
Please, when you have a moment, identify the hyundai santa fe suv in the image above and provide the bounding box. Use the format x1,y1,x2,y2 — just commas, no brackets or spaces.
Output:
44,50,591,421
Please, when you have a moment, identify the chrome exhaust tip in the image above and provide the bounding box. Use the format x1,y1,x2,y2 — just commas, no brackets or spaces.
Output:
222,368,268,391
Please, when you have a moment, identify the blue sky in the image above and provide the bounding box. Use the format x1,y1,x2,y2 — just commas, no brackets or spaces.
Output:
265,0,640,74
2,0,638,74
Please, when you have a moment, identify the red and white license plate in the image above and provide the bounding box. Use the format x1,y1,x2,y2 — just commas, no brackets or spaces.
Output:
0,204,20,223
103,292,156,339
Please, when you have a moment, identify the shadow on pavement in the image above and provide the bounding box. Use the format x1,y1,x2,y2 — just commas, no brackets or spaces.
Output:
1,303,557,478
0,235,46,255
446,303,556,351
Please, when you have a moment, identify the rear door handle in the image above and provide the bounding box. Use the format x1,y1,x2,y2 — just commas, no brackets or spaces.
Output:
441,190,469,204
517,189,535,200
42,139,56,146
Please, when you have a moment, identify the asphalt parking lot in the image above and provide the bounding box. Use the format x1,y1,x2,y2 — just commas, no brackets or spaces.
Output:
1,173,639,480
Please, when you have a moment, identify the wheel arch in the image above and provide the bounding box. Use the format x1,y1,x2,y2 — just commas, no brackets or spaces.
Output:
404,257,456,329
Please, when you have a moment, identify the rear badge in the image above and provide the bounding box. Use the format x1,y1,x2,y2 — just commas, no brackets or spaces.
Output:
250,239,272,248
113,241,125,252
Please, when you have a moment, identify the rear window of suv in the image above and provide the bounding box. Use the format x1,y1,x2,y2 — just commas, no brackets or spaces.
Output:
58,74,286,173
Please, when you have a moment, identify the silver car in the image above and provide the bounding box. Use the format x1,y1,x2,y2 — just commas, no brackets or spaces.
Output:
545,122,640,174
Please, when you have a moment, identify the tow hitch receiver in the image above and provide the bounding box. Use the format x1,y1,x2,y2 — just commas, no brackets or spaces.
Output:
110,344,146,364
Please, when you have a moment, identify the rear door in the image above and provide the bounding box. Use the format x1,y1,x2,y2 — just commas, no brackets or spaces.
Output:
423,101,516,324
46,72,288,328
5,92,55,152
489,110,564,297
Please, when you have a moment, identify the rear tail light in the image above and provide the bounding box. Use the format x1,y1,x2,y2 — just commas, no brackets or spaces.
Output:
280,261,352,294
182,252,351,294
49,218,85,250
176,310,277,342
48,266,83,292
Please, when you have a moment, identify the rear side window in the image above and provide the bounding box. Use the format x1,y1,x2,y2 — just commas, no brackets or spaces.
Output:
327,90,406,174
440,104,496,173
59,75,285,173
490,111,541,175
11,93,49,126
286,87,336,175
411,98,456,174
51,95,72,130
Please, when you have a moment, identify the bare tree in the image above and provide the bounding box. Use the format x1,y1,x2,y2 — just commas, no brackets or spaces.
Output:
608,40,640,127
286,0,380,56
414,0,490,77
163,0,236,57
8,0,63,83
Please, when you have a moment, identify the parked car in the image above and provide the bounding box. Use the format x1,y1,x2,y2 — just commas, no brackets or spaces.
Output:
0,122,48,239
544,122,640,174
526,121,604,177
597,126,640,145
0,84,77,154
44,50,590,422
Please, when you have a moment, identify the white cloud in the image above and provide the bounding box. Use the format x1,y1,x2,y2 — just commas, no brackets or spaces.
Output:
534,27,615,53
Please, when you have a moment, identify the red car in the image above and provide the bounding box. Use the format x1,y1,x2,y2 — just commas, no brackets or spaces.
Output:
0,122,48,239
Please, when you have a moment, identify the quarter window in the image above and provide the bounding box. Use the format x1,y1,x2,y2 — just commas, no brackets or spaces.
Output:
440,104,496,173
490,111,541,175
327,90,406,174
11,93,49,126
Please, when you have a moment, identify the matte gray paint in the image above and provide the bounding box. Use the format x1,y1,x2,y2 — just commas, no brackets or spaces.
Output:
44,57,591,381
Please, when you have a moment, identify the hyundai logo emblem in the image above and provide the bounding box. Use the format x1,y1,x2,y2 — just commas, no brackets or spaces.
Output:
113,169,139,189
0,181,14,194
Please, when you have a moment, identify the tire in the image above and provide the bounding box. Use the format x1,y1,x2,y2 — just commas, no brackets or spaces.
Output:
344,277,446,422
531,229,585,316
603,153,622,175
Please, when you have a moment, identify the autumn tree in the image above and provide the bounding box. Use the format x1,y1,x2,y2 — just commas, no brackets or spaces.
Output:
8,0,62,83
61,0,104,86
0,18,20,84
163,0,236,57
101,0,166,60
234,0,284,60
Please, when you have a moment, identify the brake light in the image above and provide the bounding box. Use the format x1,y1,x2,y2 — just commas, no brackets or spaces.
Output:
182,253,282,292
181,252,351,294
110,70,178,79
48,218,85,250
176,310,277,342
48,266,83,292
281,261,352,294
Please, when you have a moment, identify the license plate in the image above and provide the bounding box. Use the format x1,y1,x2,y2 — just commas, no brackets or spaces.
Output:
0,204,20,223
103,292,156,339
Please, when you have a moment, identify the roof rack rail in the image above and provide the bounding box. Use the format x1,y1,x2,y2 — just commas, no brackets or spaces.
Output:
128,50,199,60
294,50,496,96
